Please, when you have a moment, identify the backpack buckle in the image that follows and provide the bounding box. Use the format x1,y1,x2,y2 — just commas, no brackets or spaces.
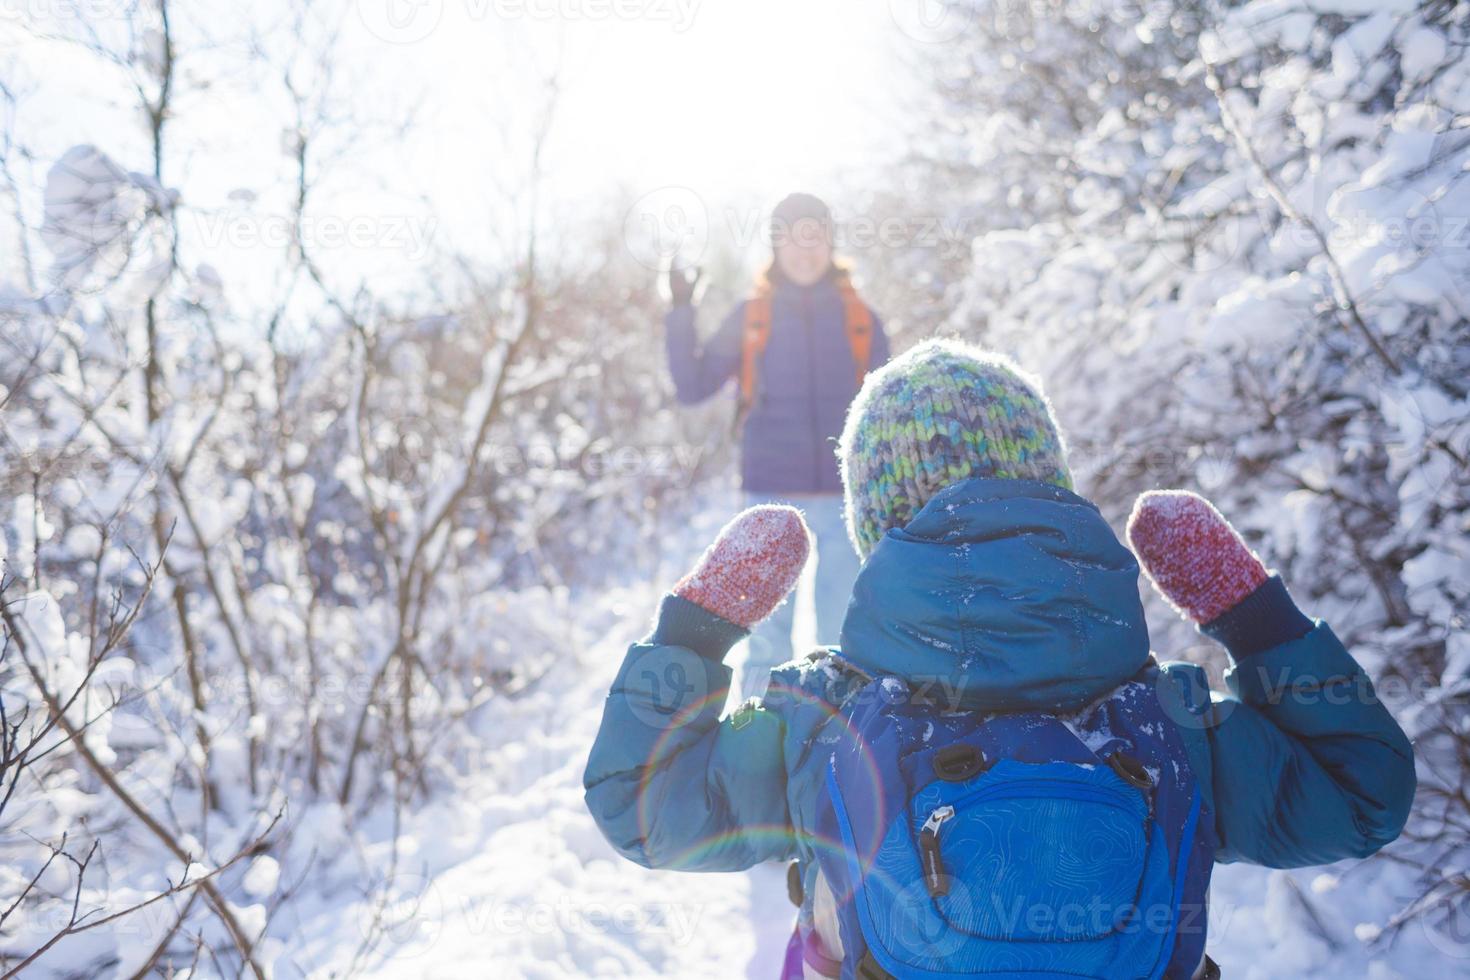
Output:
855,950,894,980
932,744,988,782
786,859,804,907
1108,752,1154,791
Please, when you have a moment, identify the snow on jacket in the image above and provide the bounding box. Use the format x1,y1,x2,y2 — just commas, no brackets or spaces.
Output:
583,477,1417,963
664,273,890,494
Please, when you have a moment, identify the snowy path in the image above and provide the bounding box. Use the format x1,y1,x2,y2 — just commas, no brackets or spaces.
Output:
281,578,793,979
282,504,1453,979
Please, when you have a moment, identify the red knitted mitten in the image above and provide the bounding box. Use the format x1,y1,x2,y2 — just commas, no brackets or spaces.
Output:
674,505,812,628
1125,490,1268,625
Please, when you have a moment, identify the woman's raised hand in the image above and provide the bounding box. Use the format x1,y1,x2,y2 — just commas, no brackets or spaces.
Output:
667,264,702,308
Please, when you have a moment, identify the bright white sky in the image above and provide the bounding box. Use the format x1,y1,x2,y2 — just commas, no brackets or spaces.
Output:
2,0,928,309
478,0,904,193
345,0,920,264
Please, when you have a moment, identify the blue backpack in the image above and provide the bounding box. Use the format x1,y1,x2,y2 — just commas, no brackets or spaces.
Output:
812,667,1216,979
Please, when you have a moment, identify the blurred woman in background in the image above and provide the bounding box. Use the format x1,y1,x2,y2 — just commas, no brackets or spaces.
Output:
664,193,891,698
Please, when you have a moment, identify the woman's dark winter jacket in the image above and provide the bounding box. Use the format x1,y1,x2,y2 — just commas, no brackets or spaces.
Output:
665,274,890,494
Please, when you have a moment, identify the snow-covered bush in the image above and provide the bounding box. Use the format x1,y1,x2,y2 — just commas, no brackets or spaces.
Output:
895,0,1469,945
0,6,706,975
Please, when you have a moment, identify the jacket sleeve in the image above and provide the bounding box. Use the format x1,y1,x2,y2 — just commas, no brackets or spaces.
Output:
665,302,745,405
583,594,796,871
1162,577,1416,869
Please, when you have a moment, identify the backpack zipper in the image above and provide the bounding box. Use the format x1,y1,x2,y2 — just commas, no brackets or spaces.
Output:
918,805,955,897
916,777,1147,899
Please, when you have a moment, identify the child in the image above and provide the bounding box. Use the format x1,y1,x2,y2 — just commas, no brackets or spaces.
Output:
584,340,1416,979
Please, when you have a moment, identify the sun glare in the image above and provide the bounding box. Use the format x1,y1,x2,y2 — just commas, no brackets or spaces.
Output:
356,0,903,257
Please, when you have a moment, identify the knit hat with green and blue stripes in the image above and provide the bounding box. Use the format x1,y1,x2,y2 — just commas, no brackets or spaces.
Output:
838,338,1073,558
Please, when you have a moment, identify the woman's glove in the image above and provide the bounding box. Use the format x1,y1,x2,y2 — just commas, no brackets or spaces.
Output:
667,264,702,308
674,505,811,628
1126,490,1313,658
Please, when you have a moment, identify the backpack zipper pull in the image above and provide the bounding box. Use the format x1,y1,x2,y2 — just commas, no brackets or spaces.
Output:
919,805,955,897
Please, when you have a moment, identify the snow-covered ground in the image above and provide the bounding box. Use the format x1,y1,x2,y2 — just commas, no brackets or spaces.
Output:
275,495,804,978
284,585,792,978
261,503,1457,980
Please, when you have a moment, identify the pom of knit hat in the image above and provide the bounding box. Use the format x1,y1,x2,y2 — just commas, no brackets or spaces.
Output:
673,505,812,629
1126,490,1269,625
837,338,1072,558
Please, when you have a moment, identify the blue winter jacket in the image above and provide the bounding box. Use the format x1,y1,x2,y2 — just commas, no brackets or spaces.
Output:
583,478,1417,949
665,274,890,494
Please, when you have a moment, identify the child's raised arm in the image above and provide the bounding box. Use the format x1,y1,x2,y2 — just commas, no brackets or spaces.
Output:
1128,491,1416,868
583,506,811,871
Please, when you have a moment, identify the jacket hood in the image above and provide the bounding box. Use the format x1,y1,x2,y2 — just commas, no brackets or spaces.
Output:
838,477,1151,712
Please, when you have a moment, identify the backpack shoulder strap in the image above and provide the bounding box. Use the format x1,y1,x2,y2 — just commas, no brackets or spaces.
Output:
764,648,879,726
739,280,774,408
740,271,872,411
834,269,874,387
